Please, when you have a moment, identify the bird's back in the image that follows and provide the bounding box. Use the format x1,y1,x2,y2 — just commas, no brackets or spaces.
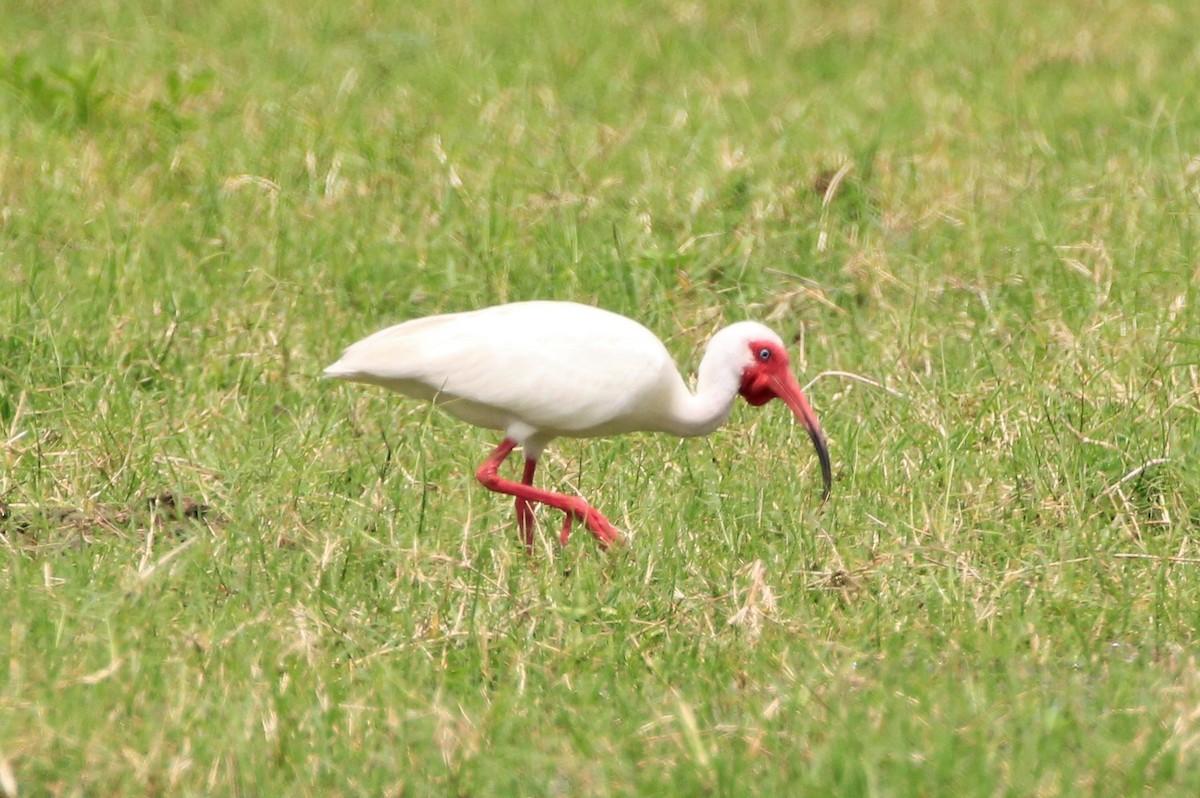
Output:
325,302,686,436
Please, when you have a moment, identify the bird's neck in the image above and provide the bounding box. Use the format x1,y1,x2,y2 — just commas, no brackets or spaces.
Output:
665,352,743,437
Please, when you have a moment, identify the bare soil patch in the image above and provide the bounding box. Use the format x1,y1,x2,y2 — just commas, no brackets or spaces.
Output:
0,491,225,552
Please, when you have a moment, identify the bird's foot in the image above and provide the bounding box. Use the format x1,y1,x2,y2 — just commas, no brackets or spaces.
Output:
559,500,623,550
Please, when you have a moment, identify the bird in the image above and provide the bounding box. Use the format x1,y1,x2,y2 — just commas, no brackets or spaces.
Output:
324,301,831,551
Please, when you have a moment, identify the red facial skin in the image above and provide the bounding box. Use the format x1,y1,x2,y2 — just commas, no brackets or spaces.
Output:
739,340,832,501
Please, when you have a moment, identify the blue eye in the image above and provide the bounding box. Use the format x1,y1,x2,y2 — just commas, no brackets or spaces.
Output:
758,348,771,361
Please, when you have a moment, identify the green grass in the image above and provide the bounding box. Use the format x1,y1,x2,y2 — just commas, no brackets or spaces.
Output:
3,0,1200,794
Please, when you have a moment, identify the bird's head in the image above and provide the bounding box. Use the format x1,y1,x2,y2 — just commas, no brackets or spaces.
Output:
715,322,833,502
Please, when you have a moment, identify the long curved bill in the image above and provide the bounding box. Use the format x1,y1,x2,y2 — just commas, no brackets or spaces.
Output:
771,372,833,502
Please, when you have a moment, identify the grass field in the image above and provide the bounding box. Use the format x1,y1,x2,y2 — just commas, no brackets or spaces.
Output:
3,0,1200,794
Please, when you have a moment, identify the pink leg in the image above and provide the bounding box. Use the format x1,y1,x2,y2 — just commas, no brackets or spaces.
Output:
516,458,537,552
475,439,621,550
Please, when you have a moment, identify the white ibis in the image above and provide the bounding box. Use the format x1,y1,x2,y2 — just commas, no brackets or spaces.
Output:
324,301,831,550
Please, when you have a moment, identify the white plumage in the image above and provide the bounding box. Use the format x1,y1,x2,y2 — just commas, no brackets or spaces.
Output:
326,301,830,550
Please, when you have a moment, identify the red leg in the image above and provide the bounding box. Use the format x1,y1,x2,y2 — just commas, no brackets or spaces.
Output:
516,457,537,552
475,439,621,549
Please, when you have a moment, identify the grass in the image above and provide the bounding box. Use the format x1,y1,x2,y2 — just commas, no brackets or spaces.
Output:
2,0,1200,794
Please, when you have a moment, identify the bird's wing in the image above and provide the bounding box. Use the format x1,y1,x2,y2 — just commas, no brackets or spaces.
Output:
326,302,679,434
